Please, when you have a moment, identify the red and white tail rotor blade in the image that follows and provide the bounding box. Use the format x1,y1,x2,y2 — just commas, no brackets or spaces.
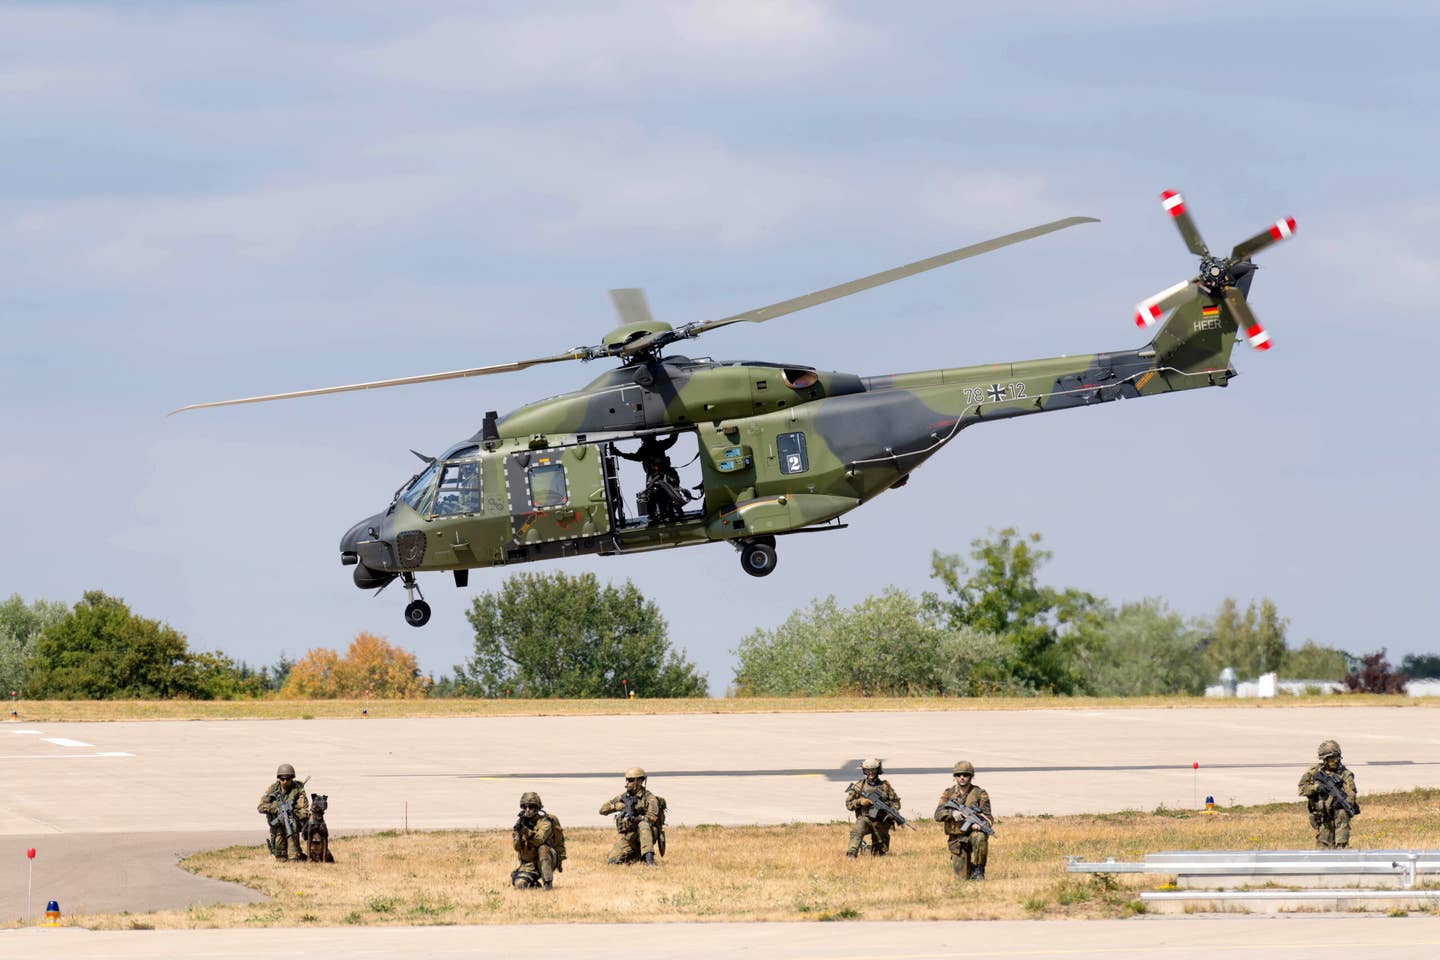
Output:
1160,190,1210,257
1231,216,1297,261
1133,279,1199,329
1222,288,1271,351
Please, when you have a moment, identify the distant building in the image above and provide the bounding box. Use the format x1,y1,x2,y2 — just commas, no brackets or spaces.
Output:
1204,669,1440,697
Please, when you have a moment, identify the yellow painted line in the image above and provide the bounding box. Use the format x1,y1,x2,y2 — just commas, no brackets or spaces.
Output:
1136,370,1157,391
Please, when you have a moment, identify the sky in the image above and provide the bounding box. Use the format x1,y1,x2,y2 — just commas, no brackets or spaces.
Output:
2,1,1437,693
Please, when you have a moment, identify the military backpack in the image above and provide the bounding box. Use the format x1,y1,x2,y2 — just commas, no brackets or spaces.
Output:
547,814,567,871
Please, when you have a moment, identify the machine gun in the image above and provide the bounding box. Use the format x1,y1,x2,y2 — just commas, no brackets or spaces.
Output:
1314,769,1360,817
850,786,913,829
939,798,996,837
618,792,642,826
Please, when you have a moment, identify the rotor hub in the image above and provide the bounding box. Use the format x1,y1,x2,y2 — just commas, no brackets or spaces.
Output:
1197,257,1230,293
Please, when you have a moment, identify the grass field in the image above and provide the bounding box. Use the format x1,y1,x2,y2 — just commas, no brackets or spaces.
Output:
6,694,1434,722
47,788,1440,930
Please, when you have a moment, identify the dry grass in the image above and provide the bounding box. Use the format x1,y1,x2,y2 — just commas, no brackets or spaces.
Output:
6,694,1432,722
48,788,1440,929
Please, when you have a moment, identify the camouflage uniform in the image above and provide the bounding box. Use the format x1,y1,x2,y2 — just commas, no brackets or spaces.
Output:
257,767,310,862
1298,740,1359,849
845,760,902,857
511,791,560,889
600,767,665,865
935,761,992,880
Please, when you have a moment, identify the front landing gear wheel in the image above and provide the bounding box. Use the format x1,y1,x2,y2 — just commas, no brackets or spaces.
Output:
404,600,432,627
739,541,778,577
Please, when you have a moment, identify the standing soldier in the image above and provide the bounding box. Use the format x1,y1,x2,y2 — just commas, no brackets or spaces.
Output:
935,760,993,880
511,791,563,890
257,763,309,862
1298,739,1360,848
844,758,902,858
599,766,666,866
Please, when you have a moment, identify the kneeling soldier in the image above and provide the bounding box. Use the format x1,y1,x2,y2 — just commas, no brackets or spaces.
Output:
935,760,993,880
257,762,309,862
845,758,902,857
511,791,563,889
600,766,666,865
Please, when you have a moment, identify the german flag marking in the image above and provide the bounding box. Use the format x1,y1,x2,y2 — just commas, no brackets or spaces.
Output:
1201,305,1220,318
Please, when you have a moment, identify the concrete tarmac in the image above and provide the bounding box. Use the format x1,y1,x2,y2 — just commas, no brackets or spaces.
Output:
5,916,1440,960
2,706,1437,944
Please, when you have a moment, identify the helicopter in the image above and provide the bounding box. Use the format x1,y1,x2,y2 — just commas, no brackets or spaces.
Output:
174,191,1294,628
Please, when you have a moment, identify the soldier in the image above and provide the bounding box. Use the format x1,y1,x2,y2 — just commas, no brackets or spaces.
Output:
511,791,562,890
935,760,993,880
844,758,902,857
599,766,666,866
615,433,687,522
257,763,310,862
1298,739,1360,848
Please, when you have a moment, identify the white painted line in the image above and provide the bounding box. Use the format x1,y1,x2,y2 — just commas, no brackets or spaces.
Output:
42,737,94,747
10,729,43,735
0,752,135,760
98,751,135,757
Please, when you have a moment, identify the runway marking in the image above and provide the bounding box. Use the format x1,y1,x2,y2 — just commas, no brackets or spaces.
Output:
0,752,134,760
9,729,43,735
42,737,94,747
376,758,1440,783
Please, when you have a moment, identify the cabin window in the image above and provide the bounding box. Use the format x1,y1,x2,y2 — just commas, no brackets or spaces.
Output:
777,431,809,475
528,462,569,508
433,460,481,516
399,462,438,514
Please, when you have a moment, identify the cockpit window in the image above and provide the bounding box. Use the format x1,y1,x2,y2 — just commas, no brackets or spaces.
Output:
434,459,481,516
400,462,438,514
528,462,568,509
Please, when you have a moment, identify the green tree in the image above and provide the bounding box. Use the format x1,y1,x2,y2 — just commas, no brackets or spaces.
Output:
1069,599,1210,696
733,589,1018,697
1399,653,1440,679
1283,641,1350,681
1202,596,1289,678
0,594,68,696
455,572,706,698
24,591,260,700
924,528,1097,694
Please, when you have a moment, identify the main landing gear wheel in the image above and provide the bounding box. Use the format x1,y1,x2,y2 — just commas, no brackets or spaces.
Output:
404,600,432,627
739,540,778,577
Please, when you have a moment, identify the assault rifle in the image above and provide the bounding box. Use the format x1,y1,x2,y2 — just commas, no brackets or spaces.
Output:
265,777,309,852
939,799,996,837
849,786,913,829
1314,769,1360,817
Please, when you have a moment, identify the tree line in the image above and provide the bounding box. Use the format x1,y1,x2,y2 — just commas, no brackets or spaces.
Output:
1,530,1425,699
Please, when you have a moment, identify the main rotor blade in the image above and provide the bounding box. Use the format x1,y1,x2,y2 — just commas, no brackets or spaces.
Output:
1160,190,1210,257
1231,216,1296,261
669,215,1100,343
1223,288,1271,351
169,350,587,415
608,288,657,327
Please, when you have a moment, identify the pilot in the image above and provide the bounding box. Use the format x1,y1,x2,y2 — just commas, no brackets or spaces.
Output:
615,433,686,522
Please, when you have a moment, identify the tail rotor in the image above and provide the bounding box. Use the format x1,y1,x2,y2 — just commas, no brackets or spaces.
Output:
1133,190,1295,351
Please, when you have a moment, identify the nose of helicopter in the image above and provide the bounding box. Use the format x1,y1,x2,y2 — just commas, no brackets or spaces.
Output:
339,511,389,565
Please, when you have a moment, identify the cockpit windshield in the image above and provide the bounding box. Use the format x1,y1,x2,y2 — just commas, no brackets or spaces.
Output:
399,462,438,514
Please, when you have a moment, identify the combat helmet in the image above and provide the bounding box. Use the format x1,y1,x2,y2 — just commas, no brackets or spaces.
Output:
861,758,883,775
952,760,975,776
625,766,647,780
519,791,543,807
1317,739,1342,759
276,763,296,778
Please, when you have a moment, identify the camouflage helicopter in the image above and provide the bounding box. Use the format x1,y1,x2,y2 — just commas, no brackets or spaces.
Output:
174,191,1294,627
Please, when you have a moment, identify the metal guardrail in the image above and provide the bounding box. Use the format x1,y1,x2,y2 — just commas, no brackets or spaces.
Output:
1067,850,1440,889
